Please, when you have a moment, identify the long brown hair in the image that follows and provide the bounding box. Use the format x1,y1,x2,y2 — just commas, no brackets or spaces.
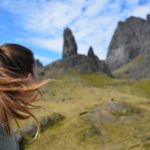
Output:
0,43,50,138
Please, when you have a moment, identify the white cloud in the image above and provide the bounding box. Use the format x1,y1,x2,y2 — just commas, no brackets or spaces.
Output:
1,0,150,62
30,38,63,53
132,3,150,18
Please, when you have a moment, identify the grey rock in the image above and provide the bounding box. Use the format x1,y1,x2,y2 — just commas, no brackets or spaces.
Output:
106,100,140,116
147,14,150,24
88,46,95,57
63,28,77,58
43,54,111,78
87,46,99,60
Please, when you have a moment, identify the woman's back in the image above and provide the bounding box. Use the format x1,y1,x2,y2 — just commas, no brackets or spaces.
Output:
0,124,19,150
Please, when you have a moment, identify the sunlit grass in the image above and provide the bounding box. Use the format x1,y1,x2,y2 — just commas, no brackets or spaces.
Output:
131,80,150,99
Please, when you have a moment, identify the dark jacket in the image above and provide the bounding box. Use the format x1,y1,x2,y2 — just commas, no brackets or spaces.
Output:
0,124,19,150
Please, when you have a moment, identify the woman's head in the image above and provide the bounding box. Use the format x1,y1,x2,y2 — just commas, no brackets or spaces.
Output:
0,43,50,138
0,43,37,79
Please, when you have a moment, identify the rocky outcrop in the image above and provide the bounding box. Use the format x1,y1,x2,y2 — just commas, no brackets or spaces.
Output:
16,113,65,150
43,54,111,78
106,15,150,71
88,46,95,57
62,28,77,58
43,28,111,78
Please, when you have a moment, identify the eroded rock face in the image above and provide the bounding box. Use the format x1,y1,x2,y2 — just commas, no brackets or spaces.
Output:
88,46,95,57
63,28,77,58
106,15,150,71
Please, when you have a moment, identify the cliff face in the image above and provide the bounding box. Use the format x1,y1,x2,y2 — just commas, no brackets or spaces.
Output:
107,15,150,71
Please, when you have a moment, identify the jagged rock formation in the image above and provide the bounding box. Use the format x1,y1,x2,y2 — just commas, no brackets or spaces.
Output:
87,46,99,60
106,14,150,79
88,46,95,57
43,28,111,78
63,28,77,58
107,15,150,71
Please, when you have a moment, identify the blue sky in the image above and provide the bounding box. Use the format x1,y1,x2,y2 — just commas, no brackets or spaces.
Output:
0,0,150,66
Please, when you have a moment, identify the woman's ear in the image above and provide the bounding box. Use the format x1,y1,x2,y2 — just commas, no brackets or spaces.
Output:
27,73,33,81
27,72,38,82
32,62,38,80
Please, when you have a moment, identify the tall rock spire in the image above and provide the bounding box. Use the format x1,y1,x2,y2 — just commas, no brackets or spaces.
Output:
87,46,99,60
62,28,77,58
88,46,95,57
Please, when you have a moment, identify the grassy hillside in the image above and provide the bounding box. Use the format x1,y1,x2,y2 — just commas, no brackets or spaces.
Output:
15,70,150,150
113,55,144,78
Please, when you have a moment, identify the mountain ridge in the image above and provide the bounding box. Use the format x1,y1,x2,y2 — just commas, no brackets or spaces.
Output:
38,14,150,80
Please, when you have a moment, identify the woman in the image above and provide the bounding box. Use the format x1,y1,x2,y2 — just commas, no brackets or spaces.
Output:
0,43,50,150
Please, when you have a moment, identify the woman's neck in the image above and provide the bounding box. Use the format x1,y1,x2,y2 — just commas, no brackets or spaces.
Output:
0,118,4,127
0,115,12,127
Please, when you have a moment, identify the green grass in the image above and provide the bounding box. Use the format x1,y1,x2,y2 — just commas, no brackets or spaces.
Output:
68,68,114,87
131,80,150,99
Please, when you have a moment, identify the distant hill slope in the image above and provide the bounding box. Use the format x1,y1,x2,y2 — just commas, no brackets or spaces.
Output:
113,55,150,79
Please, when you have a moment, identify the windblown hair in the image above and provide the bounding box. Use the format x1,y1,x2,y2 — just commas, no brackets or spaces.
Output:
0,43,50,138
